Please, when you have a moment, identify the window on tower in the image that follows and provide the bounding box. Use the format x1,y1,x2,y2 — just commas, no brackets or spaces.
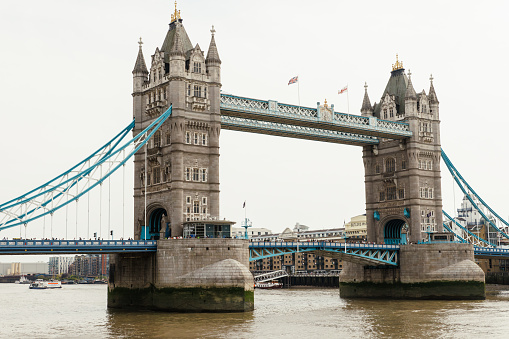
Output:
385,158,395,173
386,186,397,200
153,131,161,148
193,62,202,74
194,85,201,97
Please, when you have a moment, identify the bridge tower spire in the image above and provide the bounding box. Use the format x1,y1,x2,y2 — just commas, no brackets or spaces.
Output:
132,8,223,239
363,57,443,244
360,82,373,116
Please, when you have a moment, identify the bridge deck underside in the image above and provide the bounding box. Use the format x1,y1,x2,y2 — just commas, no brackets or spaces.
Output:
220,108,411,141
221,115,378,146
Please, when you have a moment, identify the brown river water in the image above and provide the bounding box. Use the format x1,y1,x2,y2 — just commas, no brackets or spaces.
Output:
1,284,508,338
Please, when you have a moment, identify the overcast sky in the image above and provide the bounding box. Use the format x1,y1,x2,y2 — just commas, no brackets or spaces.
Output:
1,0,509,262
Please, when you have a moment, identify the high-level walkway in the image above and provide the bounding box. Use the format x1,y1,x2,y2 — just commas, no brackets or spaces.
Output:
220,94,412,146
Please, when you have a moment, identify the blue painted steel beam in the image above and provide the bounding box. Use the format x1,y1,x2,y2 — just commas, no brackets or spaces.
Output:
249,242,400,266
220,94,412,140
0,239,157,255
442,150,509,240
442,210,493,246
474,246,509,258
221,115,379,146
0,106,173,231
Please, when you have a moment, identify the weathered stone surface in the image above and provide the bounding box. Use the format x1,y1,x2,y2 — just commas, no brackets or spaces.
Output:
108,239,254,312
339,243,485,300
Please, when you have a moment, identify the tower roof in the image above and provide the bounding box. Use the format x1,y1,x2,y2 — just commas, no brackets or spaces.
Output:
374,55,408,117
133,37,148,74
170,29,185,57
206,26,221,64
161,20,193,63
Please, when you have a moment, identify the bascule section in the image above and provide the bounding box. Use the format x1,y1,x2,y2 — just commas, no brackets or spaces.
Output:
362,57,443,245
132,7,223,240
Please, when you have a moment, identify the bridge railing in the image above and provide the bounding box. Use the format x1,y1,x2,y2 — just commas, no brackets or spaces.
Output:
249,241,400,250
0,239,157,247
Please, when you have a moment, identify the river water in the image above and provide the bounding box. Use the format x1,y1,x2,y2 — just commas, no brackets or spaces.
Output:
1,284,509,338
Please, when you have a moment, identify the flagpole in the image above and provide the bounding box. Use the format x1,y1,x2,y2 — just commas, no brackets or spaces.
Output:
297,76,301,108
346,83,350,113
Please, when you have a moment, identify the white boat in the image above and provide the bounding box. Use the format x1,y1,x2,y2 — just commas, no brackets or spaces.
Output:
29,279,62,289
255,281,283,289
15,275,30,284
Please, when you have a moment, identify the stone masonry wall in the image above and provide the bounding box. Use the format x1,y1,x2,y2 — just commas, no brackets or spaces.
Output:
155,239,252,290
399,243,484,283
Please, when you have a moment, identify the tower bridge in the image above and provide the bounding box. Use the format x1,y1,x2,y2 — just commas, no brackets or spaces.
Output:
2,3,506,310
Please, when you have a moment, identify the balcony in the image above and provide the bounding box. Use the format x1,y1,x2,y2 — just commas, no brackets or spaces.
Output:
147,146,161,165
187,96,209,112
146,100,167,118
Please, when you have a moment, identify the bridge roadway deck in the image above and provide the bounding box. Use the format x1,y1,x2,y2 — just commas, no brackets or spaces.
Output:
0,239,157,255
1,239,508,259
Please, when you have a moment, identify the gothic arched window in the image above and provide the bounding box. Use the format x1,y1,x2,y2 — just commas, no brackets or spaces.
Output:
385,158,396,173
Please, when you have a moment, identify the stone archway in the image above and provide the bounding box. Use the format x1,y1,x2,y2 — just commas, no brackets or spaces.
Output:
383,219,408,245
148,208,168,240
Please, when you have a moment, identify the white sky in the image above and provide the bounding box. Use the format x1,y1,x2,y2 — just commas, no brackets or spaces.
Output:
1,0,509,261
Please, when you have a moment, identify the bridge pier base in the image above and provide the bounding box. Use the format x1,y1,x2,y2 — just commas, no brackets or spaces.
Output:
107,239,254,312
339,243,485,300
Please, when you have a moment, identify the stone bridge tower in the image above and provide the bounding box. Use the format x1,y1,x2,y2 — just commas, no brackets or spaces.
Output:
131,7,221,238
362,56,443,244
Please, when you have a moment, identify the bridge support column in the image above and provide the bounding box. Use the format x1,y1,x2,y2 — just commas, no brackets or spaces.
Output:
107,239,254,312
339,243,485,300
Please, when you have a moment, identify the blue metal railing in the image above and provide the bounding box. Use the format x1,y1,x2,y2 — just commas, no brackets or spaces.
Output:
0,239,158,254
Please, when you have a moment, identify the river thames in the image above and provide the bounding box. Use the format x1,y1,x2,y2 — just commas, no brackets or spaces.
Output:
1,284,509,338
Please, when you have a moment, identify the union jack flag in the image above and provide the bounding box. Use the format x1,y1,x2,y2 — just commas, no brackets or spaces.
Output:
288,76,298,85
338,86,348,94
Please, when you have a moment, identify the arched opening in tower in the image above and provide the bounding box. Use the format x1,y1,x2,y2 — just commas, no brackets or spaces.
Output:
148,208,169,240
383,219,408,245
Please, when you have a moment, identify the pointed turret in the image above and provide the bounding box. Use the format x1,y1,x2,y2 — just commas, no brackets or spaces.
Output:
428,74,439,103
206,26,221,84
361,82,373,117
404,70,418,116
133,38,148,94
405,70,417,99
133,37,149,75
206,26,221,65
428,74,439,119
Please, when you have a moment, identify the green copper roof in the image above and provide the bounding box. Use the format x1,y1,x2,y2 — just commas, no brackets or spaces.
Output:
161,20,193,63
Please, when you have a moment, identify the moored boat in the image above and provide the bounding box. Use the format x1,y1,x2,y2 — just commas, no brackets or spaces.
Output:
15,275,31,284
255,281,283,289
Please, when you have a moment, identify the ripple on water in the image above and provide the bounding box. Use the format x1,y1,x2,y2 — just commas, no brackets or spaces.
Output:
2,285,509,338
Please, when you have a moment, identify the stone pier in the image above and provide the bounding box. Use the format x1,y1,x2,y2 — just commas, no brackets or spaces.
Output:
339,243,485,300
108,239,254,312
